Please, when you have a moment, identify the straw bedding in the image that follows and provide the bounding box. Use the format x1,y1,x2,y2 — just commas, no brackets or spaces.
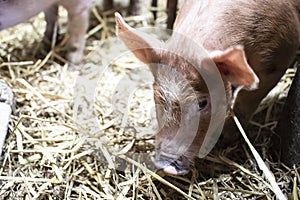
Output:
0,1,299,199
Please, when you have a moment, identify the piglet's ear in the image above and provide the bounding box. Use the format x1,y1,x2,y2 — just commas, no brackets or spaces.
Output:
115,12,163,64
210,45,259,90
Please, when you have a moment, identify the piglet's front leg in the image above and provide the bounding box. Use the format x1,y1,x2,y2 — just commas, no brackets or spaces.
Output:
61,0,91,65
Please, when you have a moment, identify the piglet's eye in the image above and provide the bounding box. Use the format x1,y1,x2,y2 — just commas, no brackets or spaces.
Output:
198,98,208,111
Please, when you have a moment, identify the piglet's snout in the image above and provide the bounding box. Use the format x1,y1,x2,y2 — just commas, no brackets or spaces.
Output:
154,140,193,175
153,153,192,175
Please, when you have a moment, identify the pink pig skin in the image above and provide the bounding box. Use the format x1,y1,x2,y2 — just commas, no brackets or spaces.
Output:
116,0,300,175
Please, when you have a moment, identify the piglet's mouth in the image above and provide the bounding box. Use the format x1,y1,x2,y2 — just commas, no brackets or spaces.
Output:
153,156,191,175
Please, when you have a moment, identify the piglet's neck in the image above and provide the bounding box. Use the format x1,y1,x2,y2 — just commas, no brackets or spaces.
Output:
171,0,231,52
165,34,211,62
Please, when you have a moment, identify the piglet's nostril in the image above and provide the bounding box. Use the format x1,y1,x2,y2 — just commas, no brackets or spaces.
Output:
153,153,192,175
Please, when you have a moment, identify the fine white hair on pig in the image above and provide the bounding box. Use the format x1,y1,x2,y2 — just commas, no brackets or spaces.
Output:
154,67,200,126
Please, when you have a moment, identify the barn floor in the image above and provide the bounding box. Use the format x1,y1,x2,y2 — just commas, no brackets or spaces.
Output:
0,1,299,199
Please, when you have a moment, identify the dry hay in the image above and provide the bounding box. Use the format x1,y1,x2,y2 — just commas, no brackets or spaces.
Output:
0,1,299,199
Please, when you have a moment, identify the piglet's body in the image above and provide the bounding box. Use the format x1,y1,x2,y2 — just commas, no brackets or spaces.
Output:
116,0,300,175
0,0,91,64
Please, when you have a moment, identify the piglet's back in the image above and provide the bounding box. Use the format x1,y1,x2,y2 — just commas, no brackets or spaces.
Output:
172,0,299,67
170,0,300,143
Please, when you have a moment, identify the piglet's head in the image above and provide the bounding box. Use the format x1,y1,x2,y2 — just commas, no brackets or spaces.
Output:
115,13,259,175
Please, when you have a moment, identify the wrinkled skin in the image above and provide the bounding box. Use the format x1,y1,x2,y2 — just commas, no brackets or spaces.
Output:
0,0,91,64
116,0,300,175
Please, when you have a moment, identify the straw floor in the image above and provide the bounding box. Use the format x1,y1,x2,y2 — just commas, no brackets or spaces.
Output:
0,1,299,199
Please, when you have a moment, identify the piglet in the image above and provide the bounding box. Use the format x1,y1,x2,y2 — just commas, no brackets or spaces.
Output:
0,0,91,64
115,0,300,175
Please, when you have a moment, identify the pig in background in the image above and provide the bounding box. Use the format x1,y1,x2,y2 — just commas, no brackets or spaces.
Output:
0,0,152,69
116,0,300,175
0,0,91,64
